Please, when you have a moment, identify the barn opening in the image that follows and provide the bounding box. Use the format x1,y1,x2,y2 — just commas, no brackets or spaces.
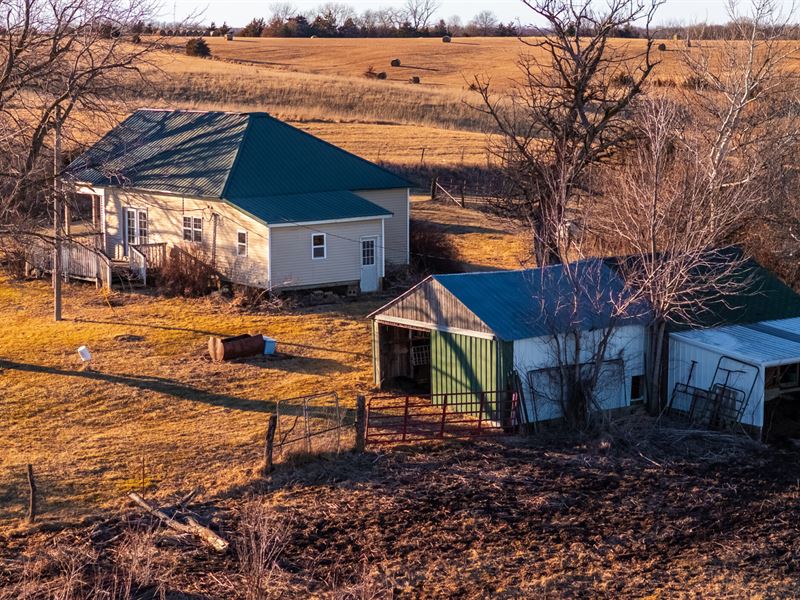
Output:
374,323,431,393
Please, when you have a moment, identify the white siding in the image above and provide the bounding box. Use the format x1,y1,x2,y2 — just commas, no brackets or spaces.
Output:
667,336,765,428
102,189,270,288
513,325,646,423
269,219,383,289
355,188,408,265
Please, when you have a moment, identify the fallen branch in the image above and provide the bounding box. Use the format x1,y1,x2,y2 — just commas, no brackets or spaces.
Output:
128,492,229,553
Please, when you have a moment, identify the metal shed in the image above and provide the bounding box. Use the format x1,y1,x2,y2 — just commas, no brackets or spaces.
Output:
668,317,800,438
369,260,650,424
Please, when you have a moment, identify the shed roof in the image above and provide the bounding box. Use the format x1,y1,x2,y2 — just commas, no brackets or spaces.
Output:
671,317,800,368
64,109,410,223
371,259,651,341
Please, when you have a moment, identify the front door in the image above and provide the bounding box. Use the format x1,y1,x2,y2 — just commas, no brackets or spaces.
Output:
124,208,148,254
360,236,379,292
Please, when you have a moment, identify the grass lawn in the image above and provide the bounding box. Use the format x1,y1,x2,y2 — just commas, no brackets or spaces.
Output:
0,277,382,530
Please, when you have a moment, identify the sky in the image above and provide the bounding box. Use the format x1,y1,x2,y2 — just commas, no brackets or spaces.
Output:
165,0,793,28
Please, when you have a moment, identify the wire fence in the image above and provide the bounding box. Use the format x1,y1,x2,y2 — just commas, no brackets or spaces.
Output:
274,392,355,460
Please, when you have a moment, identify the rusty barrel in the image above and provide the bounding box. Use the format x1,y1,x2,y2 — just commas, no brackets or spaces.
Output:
209,334,265,362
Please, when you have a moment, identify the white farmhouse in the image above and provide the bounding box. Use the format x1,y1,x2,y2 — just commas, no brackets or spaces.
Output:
63,109,411,291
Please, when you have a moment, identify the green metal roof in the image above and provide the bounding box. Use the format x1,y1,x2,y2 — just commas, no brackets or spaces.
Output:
223,113,411,197
664,256,800,331
65,110,248,198
65,109,410,223
232,190,391,225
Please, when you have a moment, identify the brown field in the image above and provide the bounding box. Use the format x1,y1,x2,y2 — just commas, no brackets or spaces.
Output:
0,201,526,529
3,435,800,597
160,36,694,90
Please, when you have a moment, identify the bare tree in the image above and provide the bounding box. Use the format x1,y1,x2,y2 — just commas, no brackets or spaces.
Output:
403,0,439,30
473,0,663,267
468,10,498,36
594,98,762,412
269,1,298,22
680,0,800,286
0,0,163,319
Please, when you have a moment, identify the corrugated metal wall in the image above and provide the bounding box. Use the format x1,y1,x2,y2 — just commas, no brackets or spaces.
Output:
430,331,513,402
667,336,765,428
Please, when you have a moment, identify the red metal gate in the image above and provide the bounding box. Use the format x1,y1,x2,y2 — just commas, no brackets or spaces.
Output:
365,391,518,446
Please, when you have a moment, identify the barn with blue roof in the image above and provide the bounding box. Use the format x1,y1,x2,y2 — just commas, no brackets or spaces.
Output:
370,254,800,433
368,259,653,424
63,108,412,291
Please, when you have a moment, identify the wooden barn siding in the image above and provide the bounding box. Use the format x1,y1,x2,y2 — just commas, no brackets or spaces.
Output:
430,331,513,415
381,279,493,335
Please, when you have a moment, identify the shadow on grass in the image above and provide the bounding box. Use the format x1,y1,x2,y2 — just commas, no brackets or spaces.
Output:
0,359,349,415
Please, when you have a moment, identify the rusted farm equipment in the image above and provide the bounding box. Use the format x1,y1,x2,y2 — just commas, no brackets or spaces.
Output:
365,390,518,446
208,334,266,361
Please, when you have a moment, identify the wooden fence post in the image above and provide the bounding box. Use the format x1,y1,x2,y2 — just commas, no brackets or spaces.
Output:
26,464,37,524
430,177,437,201
263,414,277,475
355,395,366,453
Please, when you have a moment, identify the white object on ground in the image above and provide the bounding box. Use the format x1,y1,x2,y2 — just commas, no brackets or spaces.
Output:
77,346,92,362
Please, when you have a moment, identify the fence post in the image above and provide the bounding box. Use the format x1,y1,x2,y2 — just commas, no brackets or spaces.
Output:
477,392,485,434
402,396,410,442
440,394,448,438
263,414,277,475
430,177,438,200
355,395,366,453
459,182,466,208
26,464,37,524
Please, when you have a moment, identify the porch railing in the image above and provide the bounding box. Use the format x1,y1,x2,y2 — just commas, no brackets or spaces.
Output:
128,245,148,286
132,242,167,270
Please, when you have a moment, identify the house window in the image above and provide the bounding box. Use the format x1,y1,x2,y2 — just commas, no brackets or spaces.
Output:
362,238,375,266
127,209,137,246
183,216,202,242
312,233,326,259
630,375,644,403
237,230,248,257
138,211,148,244
125,208,147,251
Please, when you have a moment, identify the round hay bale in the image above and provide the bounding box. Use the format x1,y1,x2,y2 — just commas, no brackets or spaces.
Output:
390,58,401,67
657,42,667,51
410,76,420,84
377,71,387,80
442,35,451,43
310,34,317,38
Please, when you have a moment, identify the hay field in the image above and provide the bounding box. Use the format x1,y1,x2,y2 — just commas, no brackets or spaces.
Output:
161,36,693,90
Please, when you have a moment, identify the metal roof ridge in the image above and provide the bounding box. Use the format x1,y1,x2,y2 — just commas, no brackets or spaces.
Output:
219,113,254,199
135,107,269,117
255,113,414,188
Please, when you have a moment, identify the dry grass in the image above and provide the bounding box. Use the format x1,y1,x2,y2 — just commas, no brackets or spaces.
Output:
0,199,526,529
411,197,533,270
0,278,381,529
158,36,697,90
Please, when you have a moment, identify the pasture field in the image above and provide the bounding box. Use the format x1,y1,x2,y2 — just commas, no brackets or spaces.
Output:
0,201,527,529
160,36,693,90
